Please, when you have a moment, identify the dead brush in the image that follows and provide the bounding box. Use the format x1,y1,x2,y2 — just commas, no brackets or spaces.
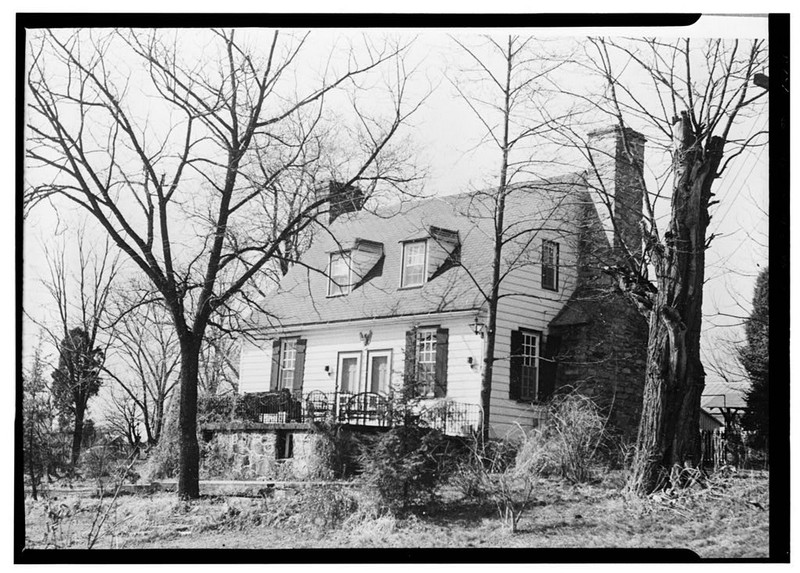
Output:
459,431,536,533
42,498,81,549
529,394,609,483
648,467,769,520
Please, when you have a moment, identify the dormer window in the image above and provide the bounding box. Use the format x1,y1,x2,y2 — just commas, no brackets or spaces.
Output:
328,251,351,296
401,240,427,288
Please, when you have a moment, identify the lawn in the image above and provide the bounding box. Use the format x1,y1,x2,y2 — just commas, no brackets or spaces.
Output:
22,469,769,557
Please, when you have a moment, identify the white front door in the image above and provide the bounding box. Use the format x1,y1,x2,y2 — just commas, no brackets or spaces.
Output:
366,350,392,395
337,351,362,394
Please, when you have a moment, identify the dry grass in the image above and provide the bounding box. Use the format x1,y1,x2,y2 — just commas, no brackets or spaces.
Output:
23,469,769,557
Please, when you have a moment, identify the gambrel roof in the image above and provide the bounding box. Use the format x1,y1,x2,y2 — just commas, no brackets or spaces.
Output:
252,174,583,330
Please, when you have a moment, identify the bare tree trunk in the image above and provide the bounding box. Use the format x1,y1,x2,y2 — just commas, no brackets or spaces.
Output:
28,423,39,500
71,405,85,466
627,116,724,495
177,335,202,499
480,36,513,440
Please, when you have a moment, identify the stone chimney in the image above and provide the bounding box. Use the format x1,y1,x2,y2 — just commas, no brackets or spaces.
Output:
586,126,646,260
317,180,365,224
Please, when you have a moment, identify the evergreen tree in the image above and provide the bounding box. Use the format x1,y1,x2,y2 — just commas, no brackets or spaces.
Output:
23,340,57,498
740,267,769,448
51,327,104,465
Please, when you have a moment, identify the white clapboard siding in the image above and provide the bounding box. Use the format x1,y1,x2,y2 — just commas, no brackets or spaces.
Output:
238,338,273,393
238,316,483,408
488,230,578,437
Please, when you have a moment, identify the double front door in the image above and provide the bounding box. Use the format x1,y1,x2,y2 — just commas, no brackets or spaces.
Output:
337,349,391,395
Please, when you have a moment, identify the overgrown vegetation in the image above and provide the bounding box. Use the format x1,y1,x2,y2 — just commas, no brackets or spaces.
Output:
24,468,769,555
358,425,458,514
308,418,362,480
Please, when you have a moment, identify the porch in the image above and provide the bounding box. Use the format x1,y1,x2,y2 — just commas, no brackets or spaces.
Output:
237,390,482,437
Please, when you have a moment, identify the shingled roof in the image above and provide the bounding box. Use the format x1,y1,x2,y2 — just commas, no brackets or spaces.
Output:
252,174,583,330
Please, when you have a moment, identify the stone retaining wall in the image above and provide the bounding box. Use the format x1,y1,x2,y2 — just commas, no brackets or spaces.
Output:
200,425,322,480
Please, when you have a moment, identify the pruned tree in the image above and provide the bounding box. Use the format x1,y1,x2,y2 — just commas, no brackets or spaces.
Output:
550,37,768,493
26,28,425,498
740,266,769,448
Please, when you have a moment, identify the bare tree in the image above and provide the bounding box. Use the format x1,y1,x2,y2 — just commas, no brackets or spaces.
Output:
28,228,121,465
550,38,768,494
448,35,575,435
104,386,143,453
198,328,240,397
105,296,180,445
26,28,425,497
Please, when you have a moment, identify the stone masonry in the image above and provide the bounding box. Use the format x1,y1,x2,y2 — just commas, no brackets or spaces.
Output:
200,423,323,480
547,126,650,439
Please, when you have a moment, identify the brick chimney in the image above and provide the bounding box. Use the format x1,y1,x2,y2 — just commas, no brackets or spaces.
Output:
586,126,645,260
317,180,365,224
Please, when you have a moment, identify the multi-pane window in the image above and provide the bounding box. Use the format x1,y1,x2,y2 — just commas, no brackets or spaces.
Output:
279,339,297,389
401,240,427,287
520,331,539,400
328,251,351,296
542,240,559,291
415,329,437,395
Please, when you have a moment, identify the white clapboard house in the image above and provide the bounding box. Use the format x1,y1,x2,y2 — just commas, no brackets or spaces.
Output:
238,126,649,438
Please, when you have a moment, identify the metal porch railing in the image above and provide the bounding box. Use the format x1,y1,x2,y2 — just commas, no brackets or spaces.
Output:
239,390,481,436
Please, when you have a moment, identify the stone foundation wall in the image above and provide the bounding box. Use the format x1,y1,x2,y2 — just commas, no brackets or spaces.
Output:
200,424,322,480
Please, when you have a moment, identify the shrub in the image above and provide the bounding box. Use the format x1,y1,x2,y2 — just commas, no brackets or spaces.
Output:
516,394,607,483
299,486,359,528
358,425,453,513
199,438,237,480
83,443,139,484
456,434,535,533
308,418,362,480
197,393,237,425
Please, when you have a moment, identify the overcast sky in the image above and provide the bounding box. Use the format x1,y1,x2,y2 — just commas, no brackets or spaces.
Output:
20,15,770,398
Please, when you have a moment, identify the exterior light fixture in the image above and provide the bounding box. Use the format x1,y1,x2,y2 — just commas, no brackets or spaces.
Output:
469,316,485,338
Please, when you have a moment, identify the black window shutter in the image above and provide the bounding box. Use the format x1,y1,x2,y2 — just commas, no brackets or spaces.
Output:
292,339,307,394
538,334,562,402
434,327,449,398
404,329,416,395
270,339,282,391
509,329,523,400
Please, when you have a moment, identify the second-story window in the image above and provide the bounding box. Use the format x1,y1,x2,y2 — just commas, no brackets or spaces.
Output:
542,240,559,291
328,251,351,296
401,240,427,288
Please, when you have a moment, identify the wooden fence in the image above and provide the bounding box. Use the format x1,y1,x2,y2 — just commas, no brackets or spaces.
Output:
700,429,769,470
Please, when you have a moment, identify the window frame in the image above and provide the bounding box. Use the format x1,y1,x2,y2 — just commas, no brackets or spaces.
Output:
400,240,428,288
518,329,540,402
541,239,560,291
328,250,352,297
415,328,437,396
278,338,298,390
